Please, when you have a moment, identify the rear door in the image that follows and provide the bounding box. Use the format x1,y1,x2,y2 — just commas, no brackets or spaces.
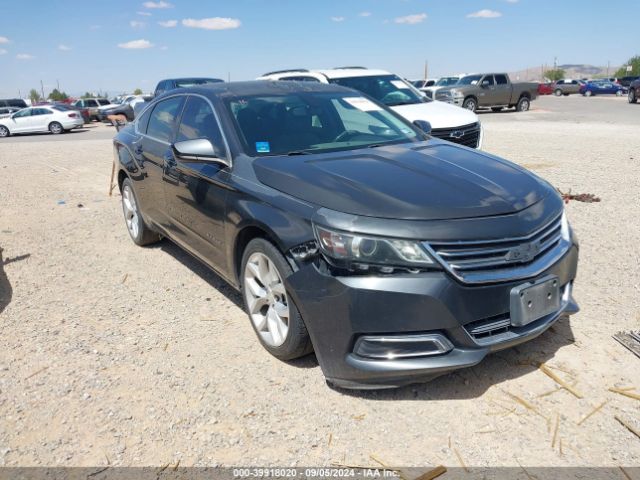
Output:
31,108,55,132
135,95,186,226
493,74,511,104
162,94,231,271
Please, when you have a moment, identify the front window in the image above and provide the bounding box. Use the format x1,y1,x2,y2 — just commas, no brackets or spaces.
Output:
98,99,110,106
228,92,421,156
328,74,425,107
13,108,31,118
457,75,483,86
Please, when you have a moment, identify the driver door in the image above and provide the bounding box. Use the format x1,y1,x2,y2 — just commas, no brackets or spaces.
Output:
162,95,231,271
478,75,496,106
9,108,34,133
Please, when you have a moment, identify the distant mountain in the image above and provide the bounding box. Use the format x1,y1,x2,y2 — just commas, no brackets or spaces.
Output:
508,64,620,82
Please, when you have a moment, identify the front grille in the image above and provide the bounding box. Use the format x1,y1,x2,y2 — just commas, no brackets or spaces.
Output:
424,214,568,284
465,313,511,340
431,122,480,148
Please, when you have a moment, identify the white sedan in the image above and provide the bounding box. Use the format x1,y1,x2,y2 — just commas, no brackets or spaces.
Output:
0,106,85,137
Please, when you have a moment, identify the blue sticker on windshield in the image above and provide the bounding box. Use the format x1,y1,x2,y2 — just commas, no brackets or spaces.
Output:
256,141,270,153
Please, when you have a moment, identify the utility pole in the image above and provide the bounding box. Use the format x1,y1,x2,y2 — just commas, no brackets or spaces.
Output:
424,60,428,80
606,61,610,76
553,57,557,69
40,80,45,101
228,71,231,82
57,79,60,91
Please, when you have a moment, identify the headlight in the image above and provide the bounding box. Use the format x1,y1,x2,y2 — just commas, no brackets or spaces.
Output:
314,225,434,271
561,211,571,242
450,90,464,97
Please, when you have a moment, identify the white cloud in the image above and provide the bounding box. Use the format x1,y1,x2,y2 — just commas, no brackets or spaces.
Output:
160,46,169,50
58,44,72,51
158,19,178,27
182,17,241,30
358,12,372,17
117,39,154,49
130,20,146,28
143,1,172,8
467,9,502,18
137,11,152,16
505,0,519,3
16,53,34,60
394,13,427,24
0,49,7,55
0,36,9,44
330,16,345,22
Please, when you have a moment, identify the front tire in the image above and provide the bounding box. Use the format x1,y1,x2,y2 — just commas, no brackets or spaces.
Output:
241,238,312,360
120,178,161,246
0,125,9,137
49,122,63,134
584,90,592,97
615,90,623,97
629,88,638,104
554,89,562,96
516,96,530,112
462,97,477,112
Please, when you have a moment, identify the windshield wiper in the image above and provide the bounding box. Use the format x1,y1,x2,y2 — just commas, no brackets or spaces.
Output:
286,150,312,156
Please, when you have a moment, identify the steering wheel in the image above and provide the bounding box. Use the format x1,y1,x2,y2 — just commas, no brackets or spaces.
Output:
333,130,361,142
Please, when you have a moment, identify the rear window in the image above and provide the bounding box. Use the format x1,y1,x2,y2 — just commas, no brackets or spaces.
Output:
98,99,110,106
174,78,223,88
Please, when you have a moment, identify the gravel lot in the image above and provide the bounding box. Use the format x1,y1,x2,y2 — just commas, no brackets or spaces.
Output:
0,95,639,470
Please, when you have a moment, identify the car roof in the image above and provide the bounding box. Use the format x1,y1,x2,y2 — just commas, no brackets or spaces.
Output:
162,80,356,99
315,68,391,79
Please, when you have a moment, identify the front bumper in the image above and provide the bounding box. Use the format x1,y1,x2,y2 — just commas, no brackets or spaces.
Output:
286,245,579,389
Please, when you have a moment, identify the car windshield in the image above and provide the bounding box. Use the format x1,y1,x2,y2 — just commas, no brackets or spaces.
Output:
328,74,424,107
228,92,421,156
175,78,223,88
436,77,459,86
457,75,483,85
98,99,110,105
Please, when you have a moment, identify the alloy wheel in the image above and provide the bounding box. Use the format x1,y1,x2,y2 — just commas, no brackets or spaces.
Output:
49,122,63,134
122,185,140,239
0,126,8,137
243,252,290,347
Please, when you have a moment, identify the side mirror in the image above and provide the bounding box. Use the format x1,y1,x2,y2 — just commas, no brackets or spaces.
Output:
172,138,229,166
481,80,490,87
413,120,432,135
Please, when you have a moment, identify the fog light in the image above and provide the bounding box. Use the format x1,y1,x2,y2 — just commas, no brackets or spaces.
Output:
354,334,454,360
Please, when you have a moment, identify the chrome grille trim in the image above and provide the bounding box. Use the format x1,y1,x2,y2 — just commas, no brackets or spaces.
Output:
423,214,570,284
430,122,481,149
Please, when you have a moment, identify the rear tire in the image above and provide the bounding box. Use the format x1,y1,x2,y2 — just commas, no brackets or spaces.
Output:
584,90,592,97
462,97,477,112
49,122,63,134
241,238,313,361
615,90,623,97
554,89,562,96
629,88,638,104
0,125,9,137
120,178,161,246
516,96,530,112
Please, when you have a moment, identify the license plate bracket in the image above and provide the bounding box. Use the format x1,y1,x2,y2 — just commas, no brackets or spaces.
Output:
510,275,560,327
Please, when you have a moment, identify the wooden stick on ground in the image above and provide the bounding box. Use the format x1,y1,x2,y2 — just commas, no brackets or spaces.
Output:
615,416,640,440
452,447,470,473
539,363,583,399
552,413,560,448
415,466,447,480
577,401,608,426
609,388,640,402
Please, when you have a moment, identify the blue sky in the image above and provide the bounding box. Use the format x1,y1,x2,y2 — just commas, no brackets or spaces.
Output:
1,0,639,97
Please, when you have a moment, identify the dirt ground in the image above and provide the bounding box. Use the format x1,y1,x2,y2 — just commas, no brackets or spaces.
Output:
0,96,639,470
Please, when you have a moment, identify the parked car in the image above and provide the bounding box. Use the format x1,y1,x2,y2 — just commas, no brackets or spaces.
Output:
619,75,640,87
154,77,224,97
553,79,584,96
537,82,555,95
0,105,84,137
422,76,461,99
628,78,640,103
73,98,115,121
98,95,154,122
258,68,483,149
0,98,28,109
411,78,437,90
113,81,579,389
52,103,90,123
436,73,538,112
0,106,22,118
580,81,626,97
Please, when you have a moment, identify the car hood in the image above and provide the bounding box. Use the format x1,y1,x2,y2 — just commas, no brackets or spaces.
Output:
390,100,478,129
253,141,552,221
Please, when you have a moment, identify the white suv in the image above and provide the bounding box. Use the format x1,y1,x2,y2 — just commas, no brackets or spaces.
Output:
258,68,483,149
